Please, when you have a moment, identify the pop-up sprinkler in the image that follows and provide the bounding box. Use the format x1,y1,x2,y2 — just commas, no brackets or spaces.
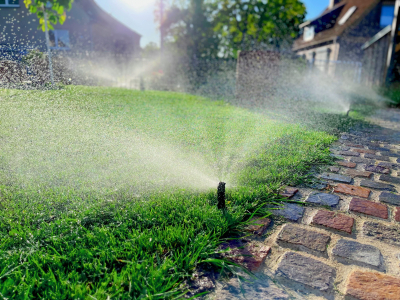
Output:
217,182,226,209
346,109,353,116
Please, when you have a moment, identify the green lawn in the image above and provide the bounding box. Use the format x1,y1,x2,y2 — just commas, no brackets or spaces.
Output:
0,86,335,299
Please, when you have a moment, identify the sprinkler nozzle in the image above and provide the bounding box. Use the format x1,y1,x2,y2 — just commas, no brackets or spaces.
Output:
217,182,226,210
346,109,352,117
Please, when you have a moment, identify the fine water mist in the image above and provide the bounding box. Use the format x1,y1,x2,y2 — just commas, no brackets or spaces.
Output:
0,87,287,193
0,49,390,195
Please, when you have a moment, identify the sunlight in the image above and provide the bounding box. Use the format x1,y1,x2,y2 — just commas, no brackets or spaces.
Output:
119,0,156,12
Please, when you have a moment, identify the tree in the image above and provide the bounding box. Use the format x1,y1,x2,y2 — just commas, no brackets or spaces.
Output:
211,0,306,57
24,0,74,31
157,0,220,59
141,42,160,59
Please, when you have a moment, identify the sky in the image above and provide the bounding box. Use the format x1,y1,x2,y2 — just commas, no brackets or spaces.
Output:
95,0,329,48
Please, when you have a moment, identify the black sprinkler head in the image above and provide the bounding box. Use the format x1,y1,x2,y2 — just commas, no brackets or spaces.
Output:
217,182,226,210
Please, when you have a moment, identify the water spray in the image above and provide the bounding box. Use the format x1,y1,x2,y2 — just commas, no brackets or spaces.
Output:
217,182,226,209
43,4,54,86
346,109,353,116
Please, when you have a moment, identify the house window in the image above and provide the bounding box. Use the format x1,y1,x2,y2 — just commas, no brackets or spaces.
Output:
49,30,70,50
0,0,20,7
380,4,395,28
304,26,315,42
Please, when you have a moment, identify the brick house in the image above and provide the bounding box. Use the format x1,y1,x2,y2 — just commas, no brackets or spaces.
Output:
0,0,141,56
293,0,396,81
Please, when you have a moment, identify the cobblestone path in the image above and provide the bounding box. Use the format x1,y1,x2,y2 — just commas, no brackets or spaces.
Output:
209,109,400,300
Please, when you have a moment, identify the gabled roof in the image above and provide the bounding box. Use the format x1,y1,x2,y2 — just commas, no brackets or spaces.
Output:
294,0,380,51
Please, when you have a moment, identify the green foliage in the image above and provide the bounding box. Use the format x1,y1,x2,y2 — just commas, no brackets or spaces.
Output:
163,0,220,59
159,0,306,58
0,86,336,298
211,0,306,57
377,84,400,107
24,0,74,31
141,42,160,59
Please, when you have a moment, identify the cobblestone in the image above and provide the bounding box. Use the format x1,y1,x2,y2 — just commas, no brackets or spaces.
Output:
220,240,271,271
244,217,272,236
363,221,400,246
349,198,388,219
379,174,400,184
344,142,363,148
365,165,390,174
276,252,335,291
365,154,391,161
279,187,298,198
334,183,370,198
377,162,400,169
212,109,400,300
339,150,360,157
332,239,383,268
368,145,391,152
346,270,400,300
277,224,331,253
306,193,340,207
272,203,305,222
320,172,352,183
360,180,396,191
343,169,372,178
350,157,375,164
338,161,356,168
312,210,354,234
353,148,376,154
329,166,340,173
379,192,400,206
395,208,400,223
360,179,396,192
339,146,350,151
387,151,400,158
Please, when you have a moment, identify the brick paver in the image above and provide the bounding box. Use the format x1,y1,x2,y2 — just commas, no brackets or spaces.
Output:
338,161,356,168
312,210,355,234
346,270,400,300
211,110,400,299
395,208,400,223
379,192,400,205
276,252,335,291
360,180,396,191
353,148,376,154
350,157,375,164
277,224,330,253
344,143,363,148
334,183,370,198
363,221,400,246
339,150,360,157
306,193,340,207
349,198,388,219
380,174,400,184
343,169,372,178
221,240,271,271
271,203,305,222
377,161,399,169
279,187,298,198
245,217,271,236
365,165,390,174
365,154,391,161
329,166,340,172
320,172,352,183
332,239,383,268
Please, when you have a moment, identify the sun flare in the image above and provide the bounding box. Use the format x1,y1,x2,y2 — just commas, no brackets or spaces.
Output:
120,0,156,12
